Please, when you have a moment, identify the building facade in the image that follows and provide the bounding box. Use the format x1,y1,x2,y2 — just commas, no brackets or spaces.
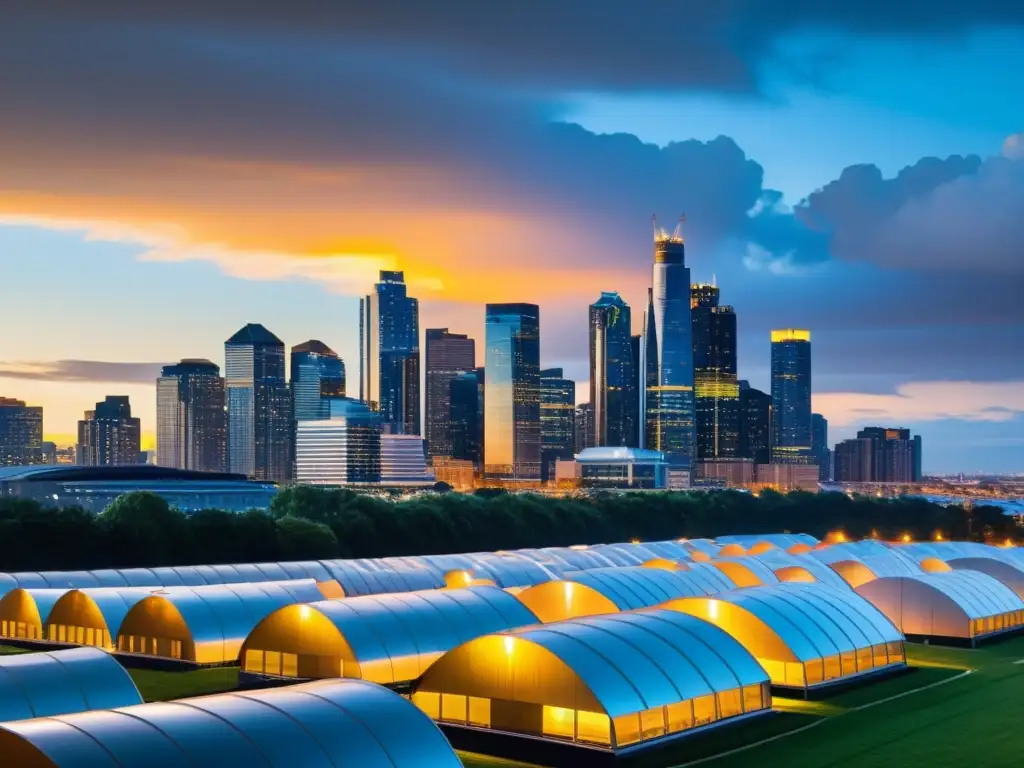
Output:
156,359,227,473
834,427,922,483
360,270,420,435
574,403,594,455
290,340,345,422
571,447,668,490
483,303,541,482
540,368,576,483
0,398,43,466
380,434,435,487
811,413,830,482
449,369,484,467
294,398,382,485
738,382,771,464
589,292,637,448
770,329,812,464
424,329,476,460
644,221,696,486
225,323,292,482
77,396,142,467
691,284,739,461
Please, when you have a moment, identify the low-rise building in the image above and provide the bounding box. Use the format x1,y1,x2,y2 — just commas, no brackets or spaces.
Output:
563,447,669,490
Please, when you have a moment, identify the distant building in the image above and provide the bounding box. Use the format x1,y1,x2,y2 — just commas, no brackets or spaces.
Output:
449,369,484,467
0,398,43,466
834,427,922,483
738,383,771,465
77,396,142,467
424,329,476,459
574,403,594,455
380,434,434,487
40,441,57,465
540,368,575,483
431,458,475,491
156,359,227,473
697,459,756,487
589,292,637,448
294,398,382,485
55,446,76,465
630,333,643,446
770,329,812,464
811,413,830,482
483,303,541,482
225,324,291,482
290,340,346,422
691,284,739,461
834,437,875,483
569,447,668,490
755,463,819,492
360,270,420,435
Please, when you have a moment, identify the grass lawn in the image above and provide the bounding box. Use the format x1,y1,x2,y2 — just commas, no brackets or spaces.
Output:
0,645,31,655
460,636,1024,768
129,666,240,703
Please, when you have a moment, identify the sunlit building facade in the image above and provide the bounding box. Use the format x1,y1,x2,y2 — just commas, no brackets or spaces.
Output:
770,329,812,464
225,324,292,482
589,292,637,448
691,284,739,461
290,340,346,422
294,398,382,485
156,359,227,473
77,396,142,467
483,303,540,482
360,270,420,436
424,329,476,460
540,368,575,483
0,398,43,466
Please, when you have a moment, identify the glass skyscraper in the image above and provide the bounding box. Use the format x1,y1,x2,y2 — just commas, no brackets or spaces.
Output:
156,359,227,473
449,368,484,467
77,396,142,466
290,340,346,422
589,292,637,448
0,398,43,466
691,284,739,460
811,412,830,482
484,303,540,482
738,381,772,465
644,221,696,485
424,328,476,459
540,367,576,482
360,270,420,436
770,329,813,464
225,323,292,482
295,398,382,485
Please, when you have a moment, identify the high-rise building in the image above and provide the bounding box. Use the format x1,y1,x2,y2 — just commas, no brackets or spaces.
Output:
811,413,830,482
574,403,594,455
483,303,540,482
770,329,812,464
630,334,643,446
295,398,382,485
449,368,484,467
644,220,696,486
380,434,435,487
738,381,771,465
360,270,420,435
424,329,476,459
225,323,291,482
156,359,227,472
77,396,142,466
835,427,921,484
833,437,875,483
691,283,739,461
0,398,43,466
540,368,575,482
290,341,345,422
589,292,637,448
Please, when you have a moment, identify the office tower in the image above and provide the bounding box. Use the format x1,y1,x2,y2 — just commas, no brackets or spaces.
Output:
589,292,637,448
691,283,739,461
574,403,594,455
540,368,576,482
225,323,291,482
483,303,541,482
424,329,476,459
630,334,643,446
295,398,382,485
738,382,772,465
77,396,142,466
833,437,875,483
379,434,435,486
360,270,420,435
40,441,57,465
912,435,923,481
449,369,484,467
861,427,920,483
770,329,812,464
811,413,830,482
644,219,696,486
156,359,227,472
0,398,43,466
290,340,345,423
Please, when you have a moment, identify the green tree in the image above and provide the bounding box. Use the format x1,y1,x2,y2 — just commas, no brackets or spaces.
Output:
274,515,338,559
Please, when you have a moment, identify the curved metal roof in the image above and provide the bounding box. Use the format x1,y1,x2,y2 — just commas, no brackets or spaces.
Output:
7,561,333,590
566,566,725,610
0,647,142,722
858,572,1024,621
716,533,819,549
0,589,68,634
319,560,445,596
748,551,851,590
947,557,1024,599
0,679,461,767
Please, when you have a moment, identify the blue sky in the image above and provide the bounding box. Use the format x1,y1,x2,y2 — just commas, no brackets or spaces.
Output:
1,6,1023,472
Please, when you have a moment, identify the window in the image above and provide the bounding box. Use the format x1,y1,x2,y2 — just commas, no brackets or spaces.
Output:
692,695,717,726
542,706,575,741
412,691,440,719
640,707,666,739
666,701,693,733
576,710,611,746
244,649,264,673
613,714,642,746
743,685,764,713
441,693,467,724
468,697,490,727
717,690,743,719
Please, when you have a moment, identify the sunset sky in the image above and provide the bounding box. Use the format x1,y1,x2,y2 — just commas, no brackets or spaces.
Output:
2,4,1023,471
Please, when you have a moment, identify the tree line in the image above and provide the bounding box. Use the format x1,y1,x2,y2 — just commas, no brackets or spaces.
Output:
0,487,1016,572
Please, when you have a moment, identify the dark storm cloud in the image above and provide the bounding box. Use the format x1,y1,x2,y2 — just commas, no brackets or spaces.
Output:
0,361,168,384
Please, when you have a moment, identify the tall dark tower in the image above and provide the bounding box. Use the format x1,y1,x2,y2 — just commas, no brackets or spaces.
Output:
589,292,637,447
540,368,576,482
771,329,812,464
692,282,739,460
157,359,227,472
424,329,476,459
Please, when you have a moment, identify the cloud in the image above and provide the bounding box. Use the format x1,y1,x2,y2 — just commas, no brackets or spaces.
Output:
0,361,167,384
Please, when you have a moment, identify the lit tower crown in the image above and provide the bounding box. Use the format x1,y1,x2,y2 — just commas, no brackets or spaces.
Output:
653,214,686,265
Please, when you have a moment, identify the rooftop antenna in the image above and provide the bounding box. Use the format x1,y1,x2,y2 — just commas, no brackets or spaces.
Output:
651,214,658,241
712,273,717,287
671,214,686,242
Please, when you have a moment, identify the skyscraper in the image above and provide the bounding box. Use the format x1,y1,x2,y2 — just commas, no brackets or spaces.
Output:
589,292,637,448
770,329,812,464
847,427,921,484
424,329,476,459
483,303,540,482
644,219,696,486
77,396,141,466
290,340,345,423
360,270,420,435
691,283,739,460
449,368,484,467
156,359,227,472
574,402,594,455
0,398,43,466
738,381,771,465
225,323,291,482
540,368,576,482
811,413,830,482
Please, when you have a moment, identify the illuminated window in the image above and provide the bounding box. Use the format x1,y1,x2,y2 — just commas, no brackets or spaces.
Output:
717,690,743,719
441,693,467,724
576,710,611,746
244,649,264,673
265,650,281,676
856,647,873,672
692,695,717,726
282,653,298,677
640,707,666,739
666,701,694,733
743,685,764,713
613,713,642,746
468,697,491,727
412,691,440,719
542,706,575,741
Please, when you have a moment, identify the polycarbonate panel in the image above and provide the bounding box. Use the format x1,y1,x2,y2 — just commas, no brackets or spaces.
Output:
54,710,186,767
0,719,120,767
0,654,88,718
117,569,161,587
52,647,143,712
37,571,100,589
744,588,850,654
644,610,764,689
148,568,187,587
127,701,271,763
89,571,130,588
10,573,47,589
723,592,823,662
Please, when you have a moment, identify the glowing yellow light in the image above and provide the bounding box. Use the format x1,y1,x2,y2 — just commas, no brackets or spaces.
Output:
902,533,912,543
299,605,311,621
630,538,641,545
503,636,514,656
708,600,719,620
770,329,811,343
563,581,573,602
935,532,944,542
1004,538,1015,548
